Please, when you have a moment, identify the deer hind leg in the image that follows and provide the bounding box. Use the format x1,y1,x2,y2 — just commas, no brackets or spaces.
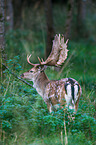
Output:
74,91,81,112
47,102,53,113
74,97,80,112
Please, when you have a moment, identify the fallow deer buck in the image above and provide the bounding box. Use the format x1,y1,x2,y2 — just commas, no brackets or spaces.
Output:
21,34,82,113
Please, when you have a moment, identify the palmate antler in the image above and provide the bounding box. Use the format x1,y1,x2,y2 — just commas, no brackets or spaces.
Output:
38,34,69,66
27,34,68,67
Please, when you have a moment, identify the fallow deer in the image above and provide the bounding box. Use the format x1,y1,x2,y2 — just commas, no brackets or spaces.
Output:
21,34,82,113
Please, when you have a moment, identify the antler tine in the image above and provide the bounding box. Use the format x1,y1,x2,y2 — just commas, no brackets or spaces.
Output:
38,57,46,65
38,57,42,64
27,55,34,65
41,58,44,61
27,55,39,66
66,39,69,44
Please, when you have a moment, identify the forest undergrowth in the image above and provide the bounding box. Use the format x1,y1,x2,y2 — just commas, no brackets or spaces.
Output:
0,4,96,145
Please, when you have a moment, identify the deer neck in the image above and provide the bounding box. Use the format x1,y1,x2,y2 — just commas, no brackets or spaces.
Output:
33,71,49,97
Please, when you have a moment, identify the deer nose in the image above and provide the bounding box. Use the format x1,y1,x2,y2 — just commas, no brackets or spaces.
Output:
20,74,24,78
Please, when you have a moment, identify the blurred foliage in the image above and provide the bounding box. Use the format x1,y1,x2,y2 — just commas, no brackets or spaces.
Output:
0,2,96,145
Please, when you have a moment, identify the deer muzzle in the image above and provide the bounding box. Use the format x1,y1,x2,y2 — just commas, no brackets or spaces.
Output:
20,73,24,78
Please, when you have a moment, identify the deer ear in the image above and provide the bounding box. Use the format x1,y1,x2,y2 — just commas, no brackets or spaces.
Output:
38,66,42,71
41,65,47,72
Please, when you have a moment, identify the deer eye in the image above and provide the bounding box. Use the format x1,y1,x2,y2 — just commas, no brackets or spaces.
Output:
30,71,33,73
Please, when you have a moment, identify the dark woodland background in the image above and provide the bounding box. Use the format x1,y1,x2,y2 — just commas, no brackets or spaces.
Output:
0,0,96,145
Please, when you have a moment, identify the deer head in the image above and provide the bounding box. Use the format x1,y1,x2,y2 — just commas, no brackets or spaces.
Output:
21,55,44,81
21,34,68,81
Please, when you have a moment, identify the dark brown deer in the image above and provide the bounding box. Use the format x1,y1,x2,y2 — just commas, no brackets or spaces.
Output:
21,34,82,113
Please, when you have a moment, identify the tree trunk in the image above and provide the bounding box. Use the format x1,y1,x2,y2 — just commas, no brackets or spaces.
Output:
44,0,54,58
12,0,22,28
76,0,87,38
65,0,74,40
6,0,13,30
0,0,6,80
